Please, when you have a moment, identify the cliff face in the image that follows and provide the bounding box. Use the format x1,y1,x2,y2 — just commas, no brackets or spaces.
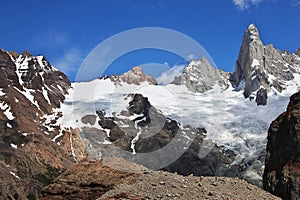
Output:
263,91,300,200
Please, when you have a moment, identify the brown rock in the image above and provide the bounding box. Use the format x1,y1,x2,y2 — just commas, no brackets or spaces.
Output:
111,66,157,85
263,91,300,200
39,158,142,200
0,49,77,199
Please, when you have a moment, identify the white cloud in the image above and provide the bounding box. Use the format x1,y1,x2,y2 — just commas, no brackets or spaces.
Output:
156,64,185,85
292,0,300,6
34,30,69,47
186,54,198,62
233,0,263,10
47,30,68,45
53,48,84,75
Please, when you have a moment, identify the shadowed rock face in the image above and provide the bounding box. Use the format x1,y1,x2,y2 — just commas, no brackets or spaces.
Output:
256,88,268,106
92,93,237,178
263,91,300,200
230,24,300,104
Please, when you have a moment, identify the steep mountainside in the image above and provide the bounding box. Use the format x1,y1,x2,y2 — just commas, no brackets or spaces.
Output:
263,91,300,200
0,49,86,199
230,24,300,104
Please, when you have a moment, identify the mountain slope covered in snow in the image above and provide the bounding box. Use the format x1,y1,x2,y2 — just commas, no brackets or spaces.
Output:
0,23,299,199
55,24,300,187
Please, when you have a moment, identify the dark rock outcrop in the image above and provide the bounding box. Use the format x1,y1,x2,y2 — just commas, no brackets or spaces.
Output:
81,114,97,125
128,94,151,126
230,24,300,102
263,91,300,200
92,93,237,177
256,88,268,106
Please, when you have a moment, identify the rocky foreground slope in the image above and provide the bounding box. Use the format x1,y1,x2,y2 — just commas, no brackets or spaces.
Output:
264,91,300,200
40,157,280,200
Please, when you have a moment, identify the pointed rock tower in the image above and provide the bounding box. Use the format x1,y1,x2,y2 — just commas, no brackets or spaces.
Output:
230,24,300,105
230,24,267,98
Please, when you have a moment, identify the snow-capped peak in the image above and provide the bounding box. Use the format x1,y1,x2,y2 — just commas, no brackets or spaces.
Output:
171,57,230,93
230,24,300,104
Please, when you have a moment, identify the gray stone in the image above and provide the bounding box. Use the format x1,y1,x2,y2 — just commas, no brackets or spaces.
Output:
179,57,229,93
295,48,300,57
81,115,97,125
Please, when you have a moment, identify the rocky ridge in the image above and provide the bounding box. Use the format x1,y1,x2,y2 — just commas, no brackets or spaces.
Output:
106,66,157,85
263,91,300,200
172,57,230,93
0,49,87,199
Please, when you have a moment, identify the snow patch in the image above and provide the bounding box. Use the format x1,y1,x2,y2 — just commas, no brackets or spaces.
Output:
57,85,63,92
251,59,260,68
0,88,5,96
0,102,15,120
131,127,142,154
9,171,20,180
6,123,12,128
52,129,64,142
22,133,29,136
14,87,40,109
103,140,112,145
42,87,51,104
10,143,17,149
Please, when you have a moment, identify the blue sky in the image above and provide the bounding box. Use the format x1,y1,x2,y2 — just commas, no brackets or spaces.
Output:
0,0,299,82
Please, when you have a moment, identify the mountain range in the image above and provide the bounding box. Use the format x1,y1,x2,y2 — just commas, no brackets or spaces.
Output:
0,24,299,199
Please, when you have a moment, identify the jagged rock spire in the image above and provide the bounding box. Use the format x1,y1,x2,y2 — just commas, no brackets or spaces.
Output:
230,24,300,105
230,23,265,98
